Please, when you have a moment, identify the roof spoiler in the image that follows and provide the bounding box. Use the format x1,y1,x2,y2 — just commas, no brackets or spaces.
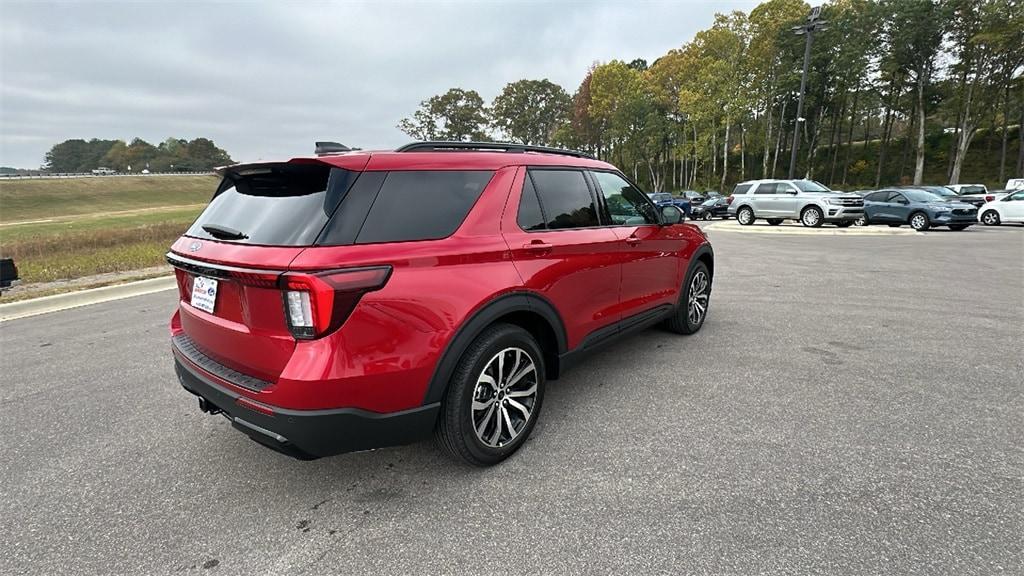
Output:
315,141,352,156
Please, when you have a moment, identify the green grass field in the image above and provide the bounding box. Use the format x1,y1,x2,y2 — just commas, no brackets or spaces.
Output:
0,175,216,287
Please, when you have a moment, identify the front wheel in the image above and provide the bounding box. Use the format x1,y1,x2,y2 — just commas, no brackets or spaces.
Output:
737,206,755,226
664,261,711,335
855,215,869,226
703,212,713,221
435,324,545,466
981,210,1000,226
800,206,824,228
910,212,931,231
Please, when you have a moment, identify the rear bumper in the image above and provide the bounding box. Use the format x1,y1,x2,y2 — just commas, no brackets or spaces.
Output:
173,355,440,460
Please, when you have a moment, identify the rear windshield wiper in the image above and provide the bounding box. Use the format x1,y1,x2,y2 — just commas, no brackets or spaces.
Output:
201,224,248,240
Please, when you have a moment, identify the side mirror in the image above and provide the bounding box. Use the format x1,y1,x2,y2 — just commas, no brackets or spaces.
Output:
660,205,682,225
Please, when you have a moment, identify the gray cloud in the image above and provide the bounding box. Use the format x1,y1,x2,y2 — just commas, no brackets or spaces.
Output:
0,0,756,168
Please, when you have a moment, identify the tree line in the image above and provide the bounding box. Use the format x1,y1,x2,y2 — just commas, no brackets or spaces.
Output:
42,137,233,173
398,0,1023,192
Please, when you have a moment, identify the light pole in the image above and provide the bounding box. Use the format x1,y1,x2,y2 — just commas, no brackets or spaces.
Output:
788,6,827,180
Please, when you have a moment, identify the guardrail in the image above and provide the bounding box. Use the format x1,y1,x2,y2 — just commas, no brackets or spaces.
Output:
0,171,214,180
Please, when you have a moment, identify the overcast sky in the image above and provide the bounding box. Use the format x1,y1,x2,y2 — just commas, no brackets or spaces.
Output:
1,0,757,169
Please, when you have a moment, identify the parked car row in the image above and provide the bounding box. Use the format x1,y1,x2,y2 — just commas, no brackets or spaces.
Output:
719,178,1023,231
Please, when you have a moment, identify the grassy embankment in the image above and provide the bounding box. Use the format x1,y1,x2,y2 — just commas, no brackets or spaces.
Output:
0,175,217,288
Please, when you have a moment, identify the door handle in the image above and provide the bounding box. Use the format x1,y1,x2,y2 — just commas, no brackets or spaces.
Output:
523,240,552,253
624,235,641,246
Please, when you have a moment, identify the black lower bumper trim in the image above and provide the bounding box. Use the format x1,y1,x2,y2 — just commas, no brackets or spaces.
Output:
174,355,440,460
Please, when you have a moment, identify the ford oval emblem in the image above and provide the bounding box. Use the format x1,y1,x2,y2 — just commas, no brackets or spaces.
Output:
188,241,203,252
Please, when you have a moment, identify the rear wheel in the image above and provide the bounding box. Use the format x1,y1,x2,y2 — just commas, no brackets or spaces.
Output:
910,211,930,231
949,224,969,231
664,261,711,335
737,206,755,226
855,215,868,226
767,218,783,226
435,324,545,466
800,206,824,228
981,210,1000,226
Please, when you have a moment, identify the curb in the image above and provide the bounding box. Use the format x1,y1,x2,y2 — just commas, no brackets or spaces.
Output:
0,276,177,322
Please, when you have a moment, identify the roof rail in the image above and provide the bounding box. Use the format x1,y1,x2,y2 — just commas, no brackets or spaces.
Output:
395,141,594,160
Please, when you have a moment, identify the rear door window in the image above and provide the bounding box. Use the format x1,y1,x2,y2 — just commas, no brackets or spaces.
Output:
732,183,752,195
528,169,599,229
517,177,547,232
353,171,493,244
186,164,355,246
754,183,778,194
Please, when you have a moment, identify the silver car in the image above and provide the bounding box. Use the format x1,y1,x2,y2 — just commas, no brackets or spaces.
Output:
726,179,864,227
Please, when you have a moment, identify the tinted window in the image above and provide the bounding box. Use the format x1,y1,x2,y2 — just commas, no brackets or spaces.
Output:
354,171,493,244
888,192,909,203
1009,191,1024,201
900,190,940,203
591,171,657,225
960,185,985,194
755,183,779,194
733,183,752,195
529,169,599,229
517,177,546,231
863,191,885,202
187,164,352,246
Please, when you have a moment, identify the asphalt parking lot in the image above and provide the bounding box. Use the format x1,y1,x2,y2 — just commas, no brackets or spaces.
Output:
2,223,1022,575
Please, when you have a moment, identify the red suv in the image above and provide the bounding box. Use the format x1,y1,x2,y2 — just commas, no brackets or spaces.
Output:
169,142,714,465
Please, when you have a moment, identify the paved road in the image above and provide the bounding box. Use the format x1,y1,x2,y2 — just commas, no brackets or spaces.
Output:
2,224,1022,575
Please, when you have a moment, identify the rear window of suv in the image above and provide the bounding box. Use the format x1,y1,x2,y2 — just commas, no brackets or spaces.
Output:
186,164,355,246
732,183,752,195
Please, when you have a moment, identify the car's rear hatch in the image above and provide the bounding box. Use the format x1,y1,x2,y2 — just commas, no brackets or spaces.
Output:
168,159,364,383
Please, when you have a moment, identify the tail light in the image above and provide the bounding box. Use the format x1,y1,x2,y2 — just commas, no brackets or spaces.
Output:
985,195,994,202
279,266,392,339
726,196,734,205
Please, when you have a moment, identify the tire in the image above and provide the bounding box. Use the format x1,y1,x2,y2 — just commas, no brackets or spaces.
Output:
664,261,711,335
887,223,901,228
835,221,853,228
855,215,868,226
949,224,969,231
737,206,755,226
800,205,824,228
981,210,1000,226
435,323,545,466
703,212,712,221
910,211,930,231
767,218,783,226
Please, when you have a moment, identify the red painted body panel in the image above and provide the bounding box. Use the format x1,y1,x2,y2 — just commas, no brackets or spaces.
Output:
170,151,710,417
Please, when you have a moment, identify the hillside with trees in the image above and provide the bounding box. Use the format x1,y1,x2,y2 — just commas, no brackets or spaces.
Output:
42,137,233,173
398,0,1023,192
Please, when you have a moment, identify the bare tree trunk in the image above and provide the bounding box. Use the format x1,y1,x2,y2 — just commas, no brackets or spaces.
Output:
950,82,976,185
721,120,730,191
913,77,927,185
805,106,827,180
740,124,746,181
827,95,842,185
763,96,773,178
947,71,967,180
998,83,1009,184
842,82,860,185
711,128,717,177
772,100,787,177
1018,79,1024,177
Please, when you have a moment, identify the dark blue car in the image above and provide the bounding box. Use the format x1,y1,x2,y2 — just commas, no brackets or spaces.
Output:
862,188,977,231
648,192,692,218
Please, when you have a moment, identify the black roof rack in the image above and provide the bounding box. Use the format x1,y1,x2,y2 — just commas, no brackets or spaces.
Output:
395,141,594,160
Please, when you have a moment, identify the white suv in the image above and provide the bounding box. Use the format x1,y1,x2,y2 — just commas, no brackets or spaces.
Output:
726,179,864,227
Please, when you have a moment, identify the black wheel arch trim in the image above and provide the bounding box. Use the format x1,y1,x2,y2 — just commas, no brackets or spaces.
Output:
422,291,568,406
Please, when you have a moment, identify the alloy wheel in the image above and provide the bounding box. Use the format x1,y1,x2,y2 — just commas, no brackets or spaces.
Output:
802,208,821,227
738,208,753,225
982,211,999,226
687,270,709,326
911,213,928,230
471,347,538,448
